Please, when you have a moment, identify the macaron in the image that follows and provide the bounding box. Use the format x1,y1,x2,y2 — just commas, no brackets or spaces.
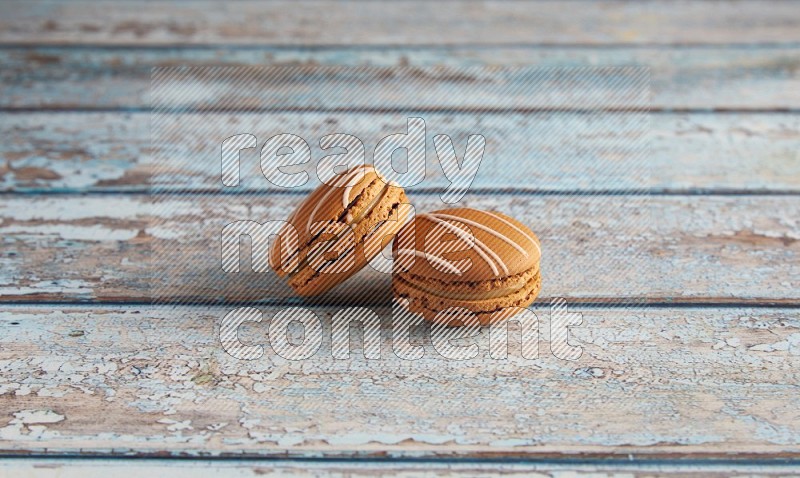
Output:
392,207,541,325
270,165,410,296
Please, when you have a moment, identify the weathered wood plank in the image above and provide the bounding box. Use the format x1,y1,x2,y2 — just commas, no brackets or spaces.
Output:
147,66,650,112
0,305,798,458
2,1,799,46
2,458,800,478
3,112,799,193
0,195,797,303
2,47,800,109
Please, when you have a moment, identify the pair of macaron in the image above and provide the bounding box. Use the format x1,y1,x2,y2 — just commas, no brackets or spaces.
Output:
269,165,541,325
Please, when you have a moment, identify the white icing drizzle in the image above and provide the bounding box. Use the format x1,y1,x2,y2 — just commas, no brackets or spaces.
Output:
307,165,374,232
477,209,541,256
395,248,463,276
423,214,506,276
431,212,528,258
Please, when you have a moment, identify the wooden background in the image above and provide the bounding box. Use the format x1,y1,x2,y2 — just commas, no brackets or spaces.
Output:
1,1,799,476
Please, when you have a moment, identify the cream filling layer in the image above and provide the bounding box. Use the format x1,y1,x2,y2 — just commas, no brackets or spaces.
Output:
397,274,530,302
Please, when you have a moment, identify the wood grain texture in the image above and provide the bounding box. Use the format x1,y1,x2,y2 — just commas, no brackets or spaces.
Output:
3,112,800,193
2,1,800,46
2,0,799,469
2,458,800,478
2,47,800,109
0,304,798,458
0,194,797,304
146,65,650,112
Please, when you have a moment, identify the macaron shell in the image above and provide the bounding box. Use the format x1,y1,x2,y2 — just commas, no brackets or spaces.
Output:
269,164,380,274
280,175,409,296
394,207,541,283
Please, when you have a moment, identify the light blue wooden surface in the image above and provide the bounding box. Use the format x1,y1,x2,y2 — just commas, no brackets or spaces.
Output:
2,47,799,110
1,0,799,473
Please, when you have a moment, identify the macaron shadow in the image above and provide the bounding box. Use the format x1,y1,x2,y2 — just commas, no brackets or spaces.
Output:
293,265,393,308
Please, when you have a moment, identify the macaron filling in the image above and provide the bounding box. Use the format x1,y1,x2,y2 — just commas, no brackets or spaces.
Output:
395,265,539,301
394,268,540,305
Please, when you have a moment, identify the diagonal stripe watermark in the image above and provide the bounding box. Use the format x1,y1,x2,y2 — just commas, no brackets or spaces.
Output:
149,66,651,371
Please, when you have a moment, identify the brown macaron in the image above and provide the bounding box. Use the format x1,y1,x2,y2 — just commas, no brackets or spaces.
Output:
270,165,410,296
392,207,541,325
